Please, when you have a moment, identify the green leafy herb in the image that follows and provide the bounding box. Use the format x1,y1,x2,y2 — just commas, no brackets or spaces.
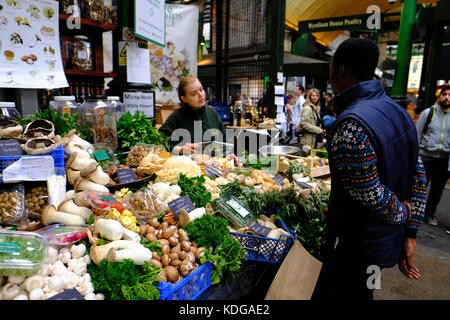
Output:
284,161,309,180
0,234,43,276
116,111,169,154
177,174,212,208
140,236,163,256
185,214,229,249
88,259,161,300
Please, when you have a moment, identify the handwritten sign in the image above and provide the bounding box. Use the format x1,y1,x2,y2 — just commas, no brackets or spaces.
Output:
46,288,85,300
295,181,313,189
249,222,272,237
0,139,24,156
116,168,137,184
168,195,195,218
273,174,285,186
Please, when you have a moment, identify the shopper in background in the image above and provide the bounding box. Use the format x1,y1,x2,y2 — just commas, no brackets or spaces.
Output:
313,38,427,300
299,88,323,148
415,84,450,227
285,94,294,140
322,95,336,131
241,93,252,105
292,85,306,143
321,92,334,119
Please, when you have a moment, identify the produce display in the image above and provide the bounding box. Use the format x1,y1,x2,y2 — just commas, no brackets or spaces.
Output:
0,108,331,300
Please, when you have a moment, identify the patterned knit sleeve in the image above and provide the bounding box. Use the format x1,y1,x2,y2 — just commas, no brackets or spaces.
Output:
330,118,410,224
404,156,427,238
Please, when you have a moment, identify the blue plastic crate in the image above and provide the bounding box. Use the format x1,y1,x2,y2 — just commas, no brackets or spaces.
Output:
230,219,295,263
158,261,212,300
0,145,65,183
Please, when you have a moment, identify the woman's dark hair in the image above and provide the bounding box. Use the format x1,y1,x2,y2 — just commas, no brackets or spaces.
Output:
332,38,379,82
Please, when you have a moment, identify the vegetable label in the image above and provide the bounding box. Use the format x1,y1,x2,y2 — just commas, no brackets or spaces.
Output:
93,150,110,162
226,198,250,218
0,139,24,156
46,288,85,300
273,174,285,186
295,181,313,189
0,242,19,253
249,222,272,237
116,168,137,184
168,195,195,218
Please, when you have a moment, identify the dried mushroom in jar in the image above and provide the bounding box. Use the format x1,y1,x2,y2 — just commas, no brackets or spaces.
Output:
128,190,165,221
0,192,24,224
25,185,49,217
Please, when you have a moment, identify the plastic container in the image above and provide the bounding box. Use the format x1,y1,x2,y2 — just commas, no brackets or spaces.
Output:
103,0,117,25
0,230,45,276
82,0,105,22
105,96,125,121
0,145,65,183
217,194,256,229
50,96,77,116
230,218,295,263
0,102,21,119
86,191,129,214
158,261,212,300
35,224,88,245
78,99,118,151
70,35,93,71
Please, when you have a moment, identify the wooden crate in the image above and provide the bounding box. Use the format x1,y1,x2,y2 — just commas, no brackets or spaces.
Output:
277,154,330,178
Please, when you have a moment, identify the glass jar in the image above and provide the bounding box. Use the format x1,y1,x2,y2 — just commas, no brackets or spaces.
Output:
103,0,117,25
50,96,77,116
105,96,126,120
60,0,81,17
78,99,118,151
82,0,105,23
70,35,93,71
0,102,21,119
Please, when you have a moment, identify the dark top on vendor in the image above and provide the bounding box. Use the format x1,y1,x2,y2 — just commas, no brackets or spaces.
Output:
159,76,227,153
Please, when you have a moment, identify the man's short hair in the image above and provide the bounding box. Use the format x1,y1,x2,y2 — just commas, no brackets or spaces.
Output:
333,38,379,82
439,84,450,95
296,85,305,92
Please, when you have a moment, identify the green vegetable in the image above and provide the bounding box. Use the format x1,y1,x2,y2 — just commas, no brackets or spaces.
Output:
140,236,163,256
0,234,43,276
87,259,161,300
184,214,229,249
177,174,212,208
200,235,246,285
116,111,169,154
284,161,309,180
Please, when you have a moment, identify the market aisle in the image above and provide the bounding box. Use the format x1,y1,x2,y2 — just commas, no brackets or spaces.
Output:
374,186,450,300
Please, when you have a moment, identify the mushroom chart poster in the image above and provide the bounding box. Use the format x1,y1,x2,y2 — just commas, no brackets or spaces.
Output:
0,0,68,89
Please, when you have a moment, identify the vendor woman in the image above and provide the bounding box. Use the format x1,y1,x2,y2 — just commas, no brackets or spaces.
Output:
159,76,228,155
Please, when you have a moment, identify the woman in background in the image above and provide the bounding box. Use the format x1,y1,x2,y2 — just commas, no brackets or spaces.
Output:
299,88,323,148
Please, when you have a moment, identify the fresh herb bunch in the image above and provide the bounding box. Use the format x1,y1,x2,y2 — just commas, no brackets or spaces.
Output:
219,181,263,216
184,214,229,249
15,107,92,141
284,162,309,180
87,259,161,300
116,111,169,154
200,235,246,285
177,174,212,208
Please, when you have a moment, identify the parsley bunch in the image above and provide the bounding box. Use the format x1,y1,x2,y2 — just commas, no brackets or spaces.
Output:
184,214,229,249
177,174,212,208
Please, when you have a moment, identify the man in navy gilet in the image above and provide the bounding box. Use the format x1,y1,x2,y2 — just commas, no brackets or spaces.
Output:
313,38,427,300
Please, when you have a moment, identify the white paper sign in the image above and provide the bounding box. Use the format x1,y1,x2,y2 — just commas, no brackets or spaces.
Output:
3,156,55,183
277,72,284,83
127,46,151,84
135,0,165,46
274,85,285,95
276,105,285,113
0,0,68,89
275,96,285,106
123,91,155,118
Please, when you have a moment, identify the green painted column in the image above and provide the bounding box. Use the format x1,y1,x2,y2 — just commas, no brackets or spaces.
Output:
391,0,417,104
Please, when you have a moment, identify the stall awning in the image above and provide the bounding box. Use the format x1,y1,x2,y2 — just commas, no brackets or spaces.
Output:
285,0,439,47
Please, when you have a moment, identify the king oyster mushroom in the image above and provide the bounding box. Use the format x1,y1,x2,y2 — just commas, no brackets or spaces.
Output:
21,137,56,155
23,119,55,140
0,116,23,139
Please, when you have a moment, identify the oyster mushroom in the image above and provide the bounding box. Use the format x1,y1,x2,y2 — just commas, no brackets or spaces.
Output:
80,162,110,185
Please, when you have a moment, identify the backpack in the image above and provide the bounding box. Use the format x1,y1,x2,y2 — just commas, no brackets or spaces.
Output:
422,105,437,136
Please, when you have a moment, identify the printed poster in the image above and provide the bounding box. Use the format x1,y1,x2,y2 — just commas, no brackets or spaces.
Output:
0,0,68,89
148,4,198,104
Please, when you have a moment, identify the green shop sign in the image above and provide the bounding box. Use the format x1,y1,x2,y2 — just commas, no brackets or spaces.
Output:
298,14,384,33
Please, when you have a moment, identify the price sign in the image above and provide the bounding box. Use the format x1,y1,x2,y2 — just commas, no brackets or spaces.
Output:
94,150,110,162
116,168,137,184
0,139,24,156
273,174,285,186
249,222,272,237
168,195,195,219
296,181,313,189
46,288,85,300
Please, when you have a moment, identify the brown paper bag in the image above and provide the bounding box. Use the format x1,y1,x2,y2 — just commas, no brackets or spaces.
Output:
265,240,322,300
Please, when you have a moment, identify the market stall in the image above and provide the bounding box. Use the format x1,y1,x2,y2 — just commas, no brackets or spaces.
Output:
0,99,330,300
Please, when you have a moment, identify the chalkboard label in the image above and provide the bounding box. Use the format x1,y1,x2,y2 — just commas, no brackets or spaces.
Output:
273,174,285,186
0,139,24,156
94,150,110,162
316,159,324,167
249,222,272,237
168,195,195,218
116,168,137,184
296,181,312,189
46,288,85,300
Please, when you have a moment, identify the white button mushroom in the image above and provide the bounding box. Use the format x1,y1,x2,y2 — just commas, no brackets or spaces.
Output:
48,276,66,292
43,246,59,264
78,282,94,296
29,288,45,300
8,275,25,285
23,275,44,293
13,294,29,300
58,247,72,264
72,260,87,276
1,283,21,300
95,293,105,300
70,243,87,259
38,263,52,277
80,273,91,284
84,293,96,300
